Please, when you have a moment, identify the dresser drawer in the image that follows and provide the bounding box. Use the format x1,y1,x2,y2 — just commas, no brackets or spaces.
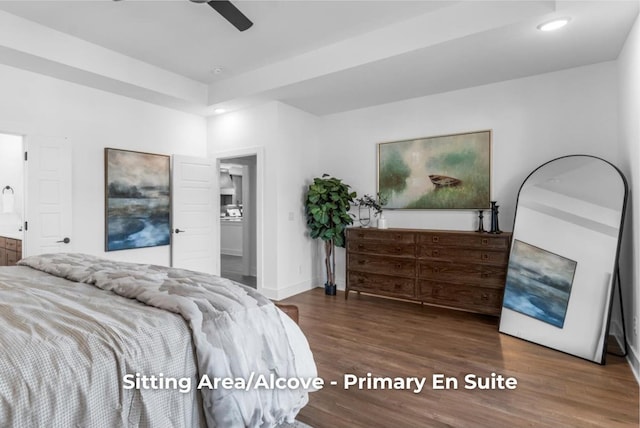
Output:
6,250,19,266
349,253,415,277
417,245,508,265
345,228,510,316
417,261,506,288
348,228,414,243
348,240,415,257
417,233,509,250
0,248,5,266
417,280,503,315
0,237,5,249
348,271,415,299
5,239,18,251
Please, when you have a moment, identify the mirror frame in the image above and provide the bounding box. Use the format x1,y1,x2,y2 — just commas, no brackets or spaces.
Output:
499,155,628,364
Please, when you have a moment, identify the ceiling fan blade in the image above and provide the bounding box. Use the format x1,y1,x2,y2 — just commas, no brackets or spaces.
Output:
207,1,253,32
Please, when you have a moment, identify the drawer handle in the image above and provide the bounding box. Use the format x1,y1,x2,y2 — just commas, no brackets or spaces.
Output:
432,267,440,273
481,293,489,300
358,278,364,284
432,236,440,243
481,253,489,260
432,250,440,257
357,260,365,265
358,244,365,250
481,238,489,245
481,273,489,278
395,263,403,269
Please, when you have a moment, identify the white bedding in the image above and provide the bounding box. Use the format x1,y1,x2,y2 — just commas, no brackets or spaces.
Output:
0,253,316,427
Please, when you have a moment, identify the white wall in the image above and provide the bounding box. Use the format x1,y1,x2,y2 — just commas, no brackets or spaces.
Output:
274,103,322,298
617,13,640,380
208,101,320,300
319,61,620,288
0,64,207,266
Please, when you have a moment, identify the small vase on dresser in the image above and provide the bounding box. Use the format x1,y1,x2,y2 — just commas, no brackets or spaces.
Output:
377,214,388,229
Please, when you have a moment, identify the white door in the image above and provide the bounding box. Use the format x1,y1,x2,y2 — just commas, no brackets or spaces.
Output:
24,136,73,256
171,155,217,274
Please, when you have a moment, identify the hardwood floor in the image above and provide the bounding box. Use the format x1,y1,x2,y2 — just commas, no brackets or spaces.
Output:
221,254,256,288
280,289,639,428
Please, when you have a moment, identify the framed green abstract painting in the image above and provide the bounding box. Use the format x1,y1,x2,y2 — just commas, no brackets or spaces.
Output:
377,130,491,209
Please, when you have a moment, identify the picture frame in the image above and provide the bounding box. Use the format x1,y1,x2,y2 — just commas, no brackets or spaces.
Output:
377,130,491,209
104,148,171,251
502,240,577,329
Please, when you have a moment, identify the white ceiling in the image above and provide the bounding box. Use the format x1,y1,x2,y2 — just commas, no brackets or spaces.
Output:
0,0,637,116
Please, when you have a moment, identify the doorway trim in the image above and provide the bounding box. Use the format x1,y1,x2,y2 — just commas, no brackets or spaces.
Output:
213,146,263,293
0,129,28,254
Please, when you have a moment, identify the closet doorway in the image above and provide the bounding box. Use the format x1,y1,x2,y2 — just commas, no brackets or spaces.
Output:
218,154,257,288
0,133,24,263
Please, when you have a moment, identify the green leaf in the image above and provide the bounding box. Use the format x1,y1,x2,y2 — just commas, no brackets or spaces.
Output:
322,229,335,240
304,175,357,246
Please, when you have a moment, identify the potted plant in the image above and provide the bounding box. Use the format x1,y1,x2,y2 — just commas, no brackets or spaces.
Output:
355,192,388,228
304,174,357,295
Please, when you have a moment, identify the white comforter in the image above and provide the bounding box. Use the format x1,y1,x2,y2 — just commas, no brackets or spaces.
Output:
2,253,316,428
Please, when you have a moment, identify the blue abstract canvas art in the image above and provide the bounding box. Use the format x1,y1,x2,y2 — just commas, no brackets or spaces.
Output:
105,148,170,251
503,240,577,328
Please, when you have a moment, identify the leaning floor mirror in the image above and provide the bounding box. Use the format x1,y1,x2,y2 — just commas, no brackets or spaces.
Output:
499,155,628,364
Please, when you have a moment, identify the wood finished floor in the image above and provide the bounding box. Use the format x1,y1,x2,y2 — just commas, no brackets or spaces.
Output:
221,254,256,288
280,289,639,428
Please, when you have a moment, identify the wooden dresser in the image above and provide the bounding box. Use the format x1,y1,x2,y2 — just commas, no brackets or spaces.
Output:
345,228,511,316
0,236,22,266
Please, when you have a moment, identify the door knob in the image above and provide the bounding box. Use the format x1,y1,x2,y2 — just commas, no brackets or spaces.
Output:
174,229,186,234
56,237,70,244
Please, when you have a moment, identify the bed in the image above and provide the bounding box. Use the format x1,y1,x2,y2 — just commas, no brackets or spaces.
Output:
0,253,317,427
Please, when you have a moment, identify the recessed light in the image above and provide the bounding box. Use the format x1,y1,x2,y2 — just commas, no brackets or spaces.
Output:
537,17,571,32
214,108,226,114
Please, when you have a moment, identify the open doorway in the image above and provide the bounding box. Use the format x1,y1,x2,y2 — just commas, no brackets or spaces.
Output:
219,155,257,288
0,133,24,265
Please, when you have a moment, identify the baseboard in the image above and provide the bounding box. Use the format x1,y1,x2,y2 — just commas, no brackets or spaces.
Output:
221,249,243,257
263,279,316,301
623,336,640,385
316,274,346,290
610,320,640,385
628,349,639,384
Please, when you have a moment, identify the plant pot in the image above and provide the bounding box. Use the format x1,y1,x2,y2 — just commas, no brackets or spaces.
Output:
324,283,337,295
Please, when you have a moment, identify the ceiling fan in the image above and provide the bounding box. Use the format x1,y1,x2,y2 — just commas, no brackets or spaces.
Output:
113,0,253,32
190,0,253,31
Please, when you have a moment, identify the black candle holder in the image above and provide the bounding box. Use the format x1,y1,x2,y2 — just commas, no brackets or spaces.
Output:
489,201,502,234
476,210,485,233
